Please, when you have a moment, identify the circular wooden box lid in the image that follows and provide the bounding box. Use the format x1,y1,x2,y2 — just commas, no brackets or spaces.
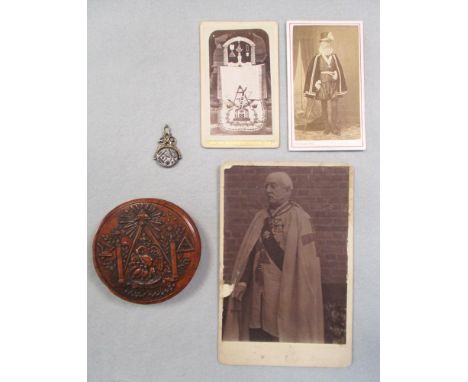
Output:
93,198,201,304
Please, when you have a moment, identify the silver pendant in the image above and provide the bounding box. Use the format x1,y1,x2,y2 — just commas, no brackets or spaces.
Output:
154,125,182,168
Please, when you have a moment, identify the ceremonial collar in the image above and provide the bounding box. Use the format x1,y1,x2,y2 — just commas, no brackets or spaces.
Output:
268,201,293,218
321,53,333,66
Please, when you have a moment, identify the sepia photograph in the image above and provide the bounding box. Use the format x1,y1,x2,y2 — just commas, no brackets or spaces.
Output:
219,162,353,367
287,21,365,151
200,22,279,148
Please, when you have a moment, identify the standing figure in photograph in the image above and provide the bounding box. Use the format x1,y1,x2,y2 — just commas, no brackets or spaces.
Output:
224,172,324,343
304,32,347,135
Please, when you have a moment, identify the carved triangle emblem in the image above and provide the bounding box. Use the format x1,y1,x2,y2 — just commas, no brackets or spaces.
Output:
177,236,194,252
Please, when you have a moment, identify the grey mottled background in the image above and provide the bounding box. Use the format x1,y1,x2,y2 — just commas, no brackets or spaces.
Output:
88,0,379,380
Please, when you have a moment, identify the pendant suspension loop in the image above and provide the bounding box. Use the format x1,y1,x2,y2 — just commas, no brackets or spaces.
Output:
154,124,181,168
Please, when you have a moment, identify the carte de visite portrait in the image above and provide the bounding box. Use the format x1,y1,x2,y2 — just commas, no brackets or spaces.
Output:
200,22,279,148
219,162,353,367
287,21,365,151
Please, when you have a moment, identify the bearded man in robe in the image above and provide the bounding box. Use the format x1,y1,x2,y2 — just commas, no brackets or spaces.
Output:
304,32,347,135
223,172,324,343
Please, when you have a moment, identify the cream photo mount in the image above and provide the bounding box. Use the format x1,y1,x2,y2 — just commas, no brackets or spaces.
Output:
287,21,366,151
200,21,279,148
219,161,354,367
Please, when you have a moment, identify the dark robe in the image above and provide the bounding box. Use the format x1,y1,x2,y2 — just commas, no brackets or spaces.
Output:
304,54,347,98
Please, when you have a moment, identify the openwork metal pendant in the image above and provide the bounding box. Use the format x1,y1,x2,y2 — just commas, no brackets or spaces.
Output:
154,125,182,168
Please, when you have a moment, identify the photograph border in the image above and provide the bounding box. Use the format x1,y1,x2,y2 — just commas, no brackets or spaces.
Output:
287,21,366,151
200,21,280,148
218,161,354,367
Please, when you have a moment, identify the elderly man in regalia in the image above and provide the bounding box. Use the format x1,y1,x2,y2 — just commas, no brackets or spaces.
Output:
224,172,324,343
304,32,347,135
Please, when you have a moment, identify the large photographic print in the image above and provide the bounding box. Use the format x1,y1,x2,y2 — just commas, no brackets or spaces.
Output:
287,21,365,151
201,22,279,148
219,162,353,367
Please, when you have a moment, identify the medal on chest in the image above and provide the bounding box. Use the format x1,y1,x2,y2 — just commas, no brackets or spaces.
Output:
264,216,284,237
271,217,284,236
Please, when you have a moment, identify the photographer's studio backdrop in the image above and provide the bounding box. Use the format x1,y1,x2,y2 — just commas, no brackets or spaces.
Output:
293,25,361,137
222,165,349,345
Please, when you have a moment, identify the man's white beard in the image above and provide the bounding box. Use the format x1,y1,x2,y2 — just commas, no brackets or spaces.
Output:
319,44,334,56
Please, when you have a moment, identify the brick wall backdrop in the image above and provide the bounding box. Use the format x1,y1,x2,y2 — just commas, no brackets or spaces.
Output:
222,165,350,343
223,165,350,287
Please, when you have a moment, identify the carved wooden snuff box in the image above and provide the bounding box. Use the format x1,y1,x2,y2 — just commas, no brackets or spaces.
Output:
93,198,201,304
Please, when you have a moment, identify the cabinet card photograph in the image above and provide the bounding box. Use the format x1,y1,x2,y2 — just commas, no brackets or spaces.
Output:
219,162,353,367
200,22,279,148
287,21,365,151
